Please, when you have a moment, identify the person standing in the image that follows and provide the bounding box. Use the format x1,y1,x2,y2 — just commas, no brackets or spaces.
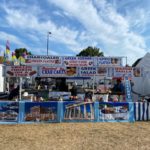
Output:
70,82,77,100
112,79,125,93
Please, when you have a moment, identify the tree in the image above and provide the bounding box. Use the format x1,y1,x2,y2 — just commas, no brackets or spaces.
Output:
14,48,32,59
77,46,104,57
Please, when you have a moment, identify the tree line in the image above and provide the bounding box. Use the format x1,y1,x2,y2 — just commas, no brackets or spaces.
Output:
15,46,104,58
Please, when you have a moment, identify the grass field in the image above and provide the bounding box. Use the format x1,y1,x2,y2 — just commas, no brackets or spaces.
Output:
0,122,150,150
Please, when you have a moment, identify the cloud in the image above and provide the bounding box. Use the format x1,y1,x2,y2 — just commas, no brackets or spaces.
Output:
126,8,150,34
0,31,26,47
48,0,147,64
0,0,149,65
52,10,71,18
1,2,81,54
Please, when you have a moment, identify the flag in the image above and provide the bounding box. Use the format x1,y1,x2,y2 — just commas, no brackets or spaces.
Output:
6,40,10,54
18,51,27,64
11,52,17,61
22,51,27,59
3,51,11,65
12,52,19,65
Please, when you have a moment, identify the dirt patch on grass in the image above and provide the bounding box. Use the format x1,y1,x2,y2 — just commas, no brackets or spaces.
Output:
0,122,150,150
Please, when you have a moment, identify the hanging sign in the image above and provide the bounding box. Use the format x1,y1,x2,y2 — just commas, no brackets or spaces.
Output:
39,67,66,77
113,67,132,78
97,57,122,66
5,66,37,77
63,56,94,67
25,55,62,66
39,66,78,77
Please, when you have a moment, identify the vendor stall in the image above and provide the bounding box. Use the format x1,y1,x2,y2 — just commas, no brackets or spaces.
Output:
1,55,136,102
0,55,144,124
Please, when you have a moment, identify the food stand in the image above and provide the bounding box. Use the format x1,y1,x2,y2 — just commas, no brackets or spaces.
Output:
1,55,135,102
0,55,144,123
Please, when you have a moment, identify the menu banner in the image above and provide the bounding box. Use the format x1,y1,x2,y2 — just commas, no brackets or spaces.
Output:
5,66,38,77
97,57,122,66
112,67,132,78
39,67,66,77
25,55,62,66
79,67,97,76
39,66,78,77
63,56,94,67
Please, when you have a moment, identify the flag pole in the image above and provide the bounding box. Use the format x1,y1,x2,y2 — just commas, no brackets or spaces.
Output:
19,77,22,101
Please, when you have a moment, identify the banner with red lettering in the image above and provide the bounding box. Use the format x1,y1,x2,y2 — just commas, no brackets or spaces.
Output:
25,55,62,66
5,66,38,77
63,56,94,67
114,67,132,78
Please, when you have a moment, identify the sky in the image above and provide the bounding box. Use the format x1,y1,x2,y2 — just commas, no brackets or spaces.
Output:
0,0,150,65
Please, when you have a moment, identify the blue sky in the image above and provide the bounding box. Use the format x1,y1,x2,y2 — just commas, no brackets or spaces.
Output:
0,0,150,65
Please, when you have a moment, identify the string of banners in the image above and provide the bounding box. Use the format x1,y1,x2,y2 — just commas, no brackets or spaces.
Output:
22,55,123,67
3,66,143,78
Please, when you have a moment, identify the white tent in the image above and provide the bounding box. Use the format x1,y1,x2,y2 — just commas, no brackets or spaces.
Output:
132,52,150,101
0,64,4,92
